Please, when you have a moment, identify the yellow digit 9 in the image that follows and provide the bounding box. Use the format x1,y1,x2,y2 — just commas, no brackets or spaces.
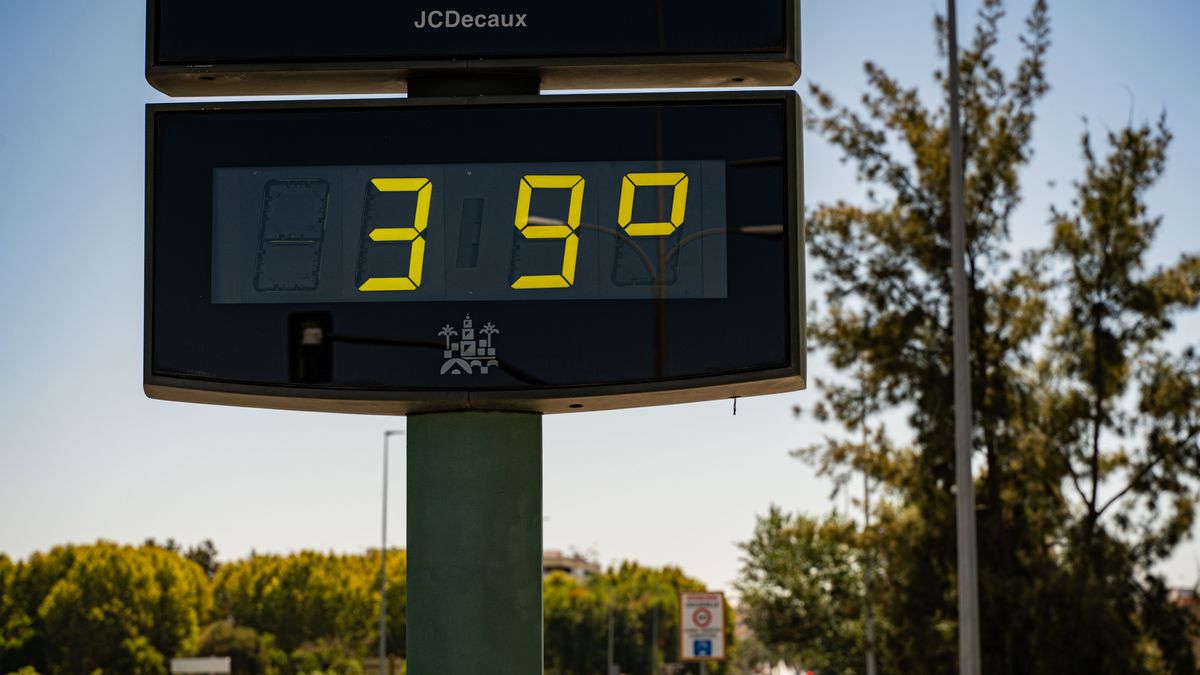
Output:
617,172,689,236
512,175,585,289
358,177,432,292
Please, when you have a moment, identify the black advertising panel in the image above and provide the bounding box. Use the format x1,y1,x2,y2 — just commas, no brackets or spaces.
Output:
145,92,805,414
146,0,800,95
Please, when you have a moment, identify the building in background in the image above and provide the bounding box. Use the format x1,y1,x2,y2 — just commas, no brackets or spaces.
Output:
543,550,599,581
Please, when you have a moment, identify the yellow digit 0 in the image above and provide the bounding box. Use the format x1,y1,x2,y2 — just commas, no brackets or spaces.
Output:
617,172,689,236
358,177,432,292
511,175,585,289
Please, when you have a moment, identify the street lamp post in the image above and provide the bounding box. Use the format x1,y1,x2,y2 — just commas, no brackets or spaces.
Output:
607,600,614,675
380,429,405,675
947,1,982,673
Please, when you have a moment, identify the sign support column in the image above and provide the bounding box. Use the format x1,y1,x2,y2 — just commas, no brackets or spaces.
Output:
407,411,543,674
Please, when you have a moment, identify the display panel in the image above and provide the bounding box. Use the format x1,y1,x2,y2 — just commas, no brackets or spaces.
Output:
146,0,800,95
154,0,786,62
212,160,726,304
146,93,804,414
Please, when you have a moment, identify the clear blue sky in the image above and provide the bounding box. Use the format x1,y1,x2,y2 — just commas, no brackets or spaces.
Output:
2,1,1199,593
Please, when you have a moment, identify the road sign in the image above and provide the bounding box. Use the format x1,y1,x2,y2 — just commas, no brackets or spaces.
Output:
170,657,231,675
680,592,726,661
146,0,800,96
144,91,805,414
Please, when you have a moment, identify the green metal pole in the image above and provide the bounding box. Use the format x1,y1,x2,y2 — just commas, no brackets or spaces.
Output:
407,411,543,674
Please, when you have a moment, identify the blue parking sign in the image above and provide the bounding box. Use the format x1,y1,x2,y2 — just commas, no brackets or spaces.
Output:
694,639,713,657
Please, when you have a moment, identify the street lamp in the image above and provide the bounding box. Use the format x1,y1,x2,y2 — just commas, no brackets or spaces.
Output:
380,429,405,675
946,1,981,674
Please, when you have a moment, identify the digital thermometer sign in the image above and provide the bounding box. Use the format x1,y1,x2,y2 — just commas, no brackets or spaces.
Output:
145,92,805,413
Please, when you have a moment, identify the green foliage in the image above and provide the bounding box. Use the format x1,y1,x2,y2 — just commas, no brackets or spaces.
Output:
745,0,1200,673
0,542,212,675
193,619,287,675
543,562,734,675
543,571,605,674
0,545,404,673
184,541,220,580
212,550,404,657
0,554,35,663
289,637,365,675
380,551,406,660
736,508,862,674
1045,116,1200,558
2,542,726,675
728,632,774,675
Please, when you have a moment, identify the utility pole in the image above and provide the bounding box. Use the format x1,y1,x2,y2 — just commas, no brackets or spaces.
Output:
947,1,982,673
608,600,615,675
859,319,877,675
650,604,658,675
864,468,877,675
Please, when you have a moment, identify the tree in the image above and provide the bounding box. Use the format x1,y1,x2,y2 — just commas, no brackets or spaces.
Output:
376,549,407,661
192,619,287,675
1030,115,1200,673
212,550,397,657
798,2,1054,670
143,539,219,580
776,0,1200,672
185,540,220,580
728,632,774,675
543,571,604,675
542,562,734,675
0,542,212,674
1045,117,1200,564
736,508,863,674
288,637,366,675
0,554,36,673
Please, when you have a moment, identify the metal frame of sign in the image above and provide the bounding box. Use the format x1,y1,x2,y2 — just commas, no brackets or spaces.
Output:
144,91,804,415
679,591,727,662
144,0,800,96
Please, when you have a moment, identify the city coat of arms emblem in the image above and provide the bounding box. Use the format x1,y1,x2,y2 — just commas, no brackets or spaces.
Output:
438,315,499,375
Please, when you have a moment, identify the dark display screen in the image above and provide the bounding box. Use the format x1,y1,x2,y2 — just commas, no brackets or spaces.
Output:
212,160,726,304
154,0,786,63
147,93,802,410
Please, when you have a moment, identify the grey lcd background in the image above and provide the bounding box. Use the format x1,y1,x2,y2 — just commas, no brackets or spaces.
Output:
253,179,329,291
212,161,726,304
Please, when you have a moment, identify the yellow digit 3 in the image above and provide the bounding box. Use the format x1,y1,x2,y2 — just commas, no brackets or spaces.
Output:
358,178,432,292
511,175,585,289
